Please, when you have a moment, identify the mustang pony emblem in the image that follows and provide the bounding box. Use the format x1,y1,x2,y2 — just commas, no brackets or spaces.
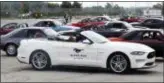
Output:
73,48,83,53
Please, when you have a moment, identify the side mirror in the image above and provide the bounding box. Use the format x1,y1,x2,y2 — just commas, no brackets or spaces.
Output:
82,39,92,44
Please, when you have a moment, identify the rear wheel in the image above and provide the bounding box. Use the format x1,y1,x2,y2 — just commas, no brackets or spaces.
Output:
108,53,130,73
30,50,51,70
5,44,17,56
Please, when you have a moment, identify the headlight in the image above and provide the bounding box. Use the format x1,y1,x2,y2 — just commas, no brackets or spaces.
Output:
131,51,146,55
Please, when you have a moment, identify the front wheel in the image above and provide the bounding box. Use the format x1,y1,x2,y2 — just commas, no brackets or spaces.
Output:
30,50,51,70
108,53,130,73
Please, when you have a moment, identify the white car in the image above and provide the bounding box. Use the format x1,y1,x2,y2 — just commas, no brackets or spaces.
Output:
17,30,156,73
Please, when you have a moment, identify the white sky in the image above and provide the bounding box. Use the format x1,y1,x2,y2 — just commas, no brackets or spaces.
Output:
51,2,161,8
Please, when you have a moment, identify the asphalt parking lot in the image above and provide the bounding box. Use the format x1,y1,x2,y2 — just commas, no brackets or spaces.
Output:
1,19,164,82
1,50,164,82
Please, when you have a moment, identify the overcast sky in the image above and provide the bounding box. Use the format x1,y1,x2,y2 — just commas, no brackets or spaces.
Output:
52,2,161,8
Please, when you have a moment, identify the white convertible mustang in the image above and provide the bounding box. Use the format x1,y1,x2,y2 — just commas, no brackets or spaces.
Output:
17,30,156,73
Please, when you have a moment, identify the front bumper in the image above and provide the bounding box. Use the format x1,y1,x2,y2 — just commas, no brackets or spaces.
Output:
17,55,29,64
130,52,156,69
135,63,157,69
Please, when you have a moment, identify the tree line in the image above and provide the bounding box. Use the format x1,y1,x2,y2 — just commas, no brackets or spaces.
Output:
1,1,163,18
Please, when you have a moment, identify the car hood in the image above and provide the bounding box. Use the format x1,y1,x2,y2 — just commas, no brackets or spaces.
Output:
108,37,123,41
106,41,154,52
58,25,80,29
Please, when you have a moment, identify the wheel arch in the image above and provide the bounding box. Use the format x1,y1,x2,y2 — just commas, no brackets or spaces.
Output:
106,51,131,69
29,49,52,66
4,42,18,50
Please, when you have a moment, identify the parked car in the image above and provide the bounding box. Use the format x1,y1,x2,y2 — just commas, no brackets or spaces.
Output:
82,21,147,37
81,24,125,37
109,29,164,57
104,21,148,31
0,27,57,56
92,16,113,22
17,30,156,73
0,23,28,35
131,18,164,29
33,19,80,31
70,17,108,28
120,16,142,23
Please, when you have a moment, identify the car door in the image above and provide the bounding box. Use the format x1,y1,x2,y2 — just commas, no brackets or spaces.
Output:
151,19,163,28
142,19,154,28
112,23,127,31
57,33,98,66
81,20,91,27
59,42,98,66
139,31,164,56
92,18,106,26
9,29,28,46
75,18,90,27
130,31,163,54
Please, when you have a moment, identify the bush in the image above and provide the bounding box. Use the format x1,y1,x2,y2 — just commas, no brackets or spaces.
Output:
32,12,43,18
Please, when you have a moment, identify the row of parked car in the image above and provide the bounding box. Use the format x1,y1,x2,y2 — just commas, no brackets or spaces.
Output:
0,16,163,74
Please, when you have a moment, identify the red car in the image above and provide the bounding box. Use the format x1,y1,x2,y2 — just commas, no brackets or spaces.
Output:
0,23,18,35
0,23,28,35
109,29,164,57
120,16,145,23
71,17,107,28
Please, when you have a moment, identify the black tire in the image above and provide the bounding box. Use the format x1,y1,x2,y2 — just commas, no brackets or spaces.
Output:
5,44,17,56
107,53,130,74
30,50,51,70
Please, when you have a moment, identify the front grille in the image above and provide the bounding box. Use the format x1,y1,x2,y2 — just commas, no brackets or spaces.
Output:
147,52,156,59
145,62,154,66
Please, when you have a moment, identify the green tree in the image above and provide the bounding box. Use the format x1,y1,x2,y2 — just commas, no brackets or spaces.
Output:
105,3,112,9
21,2,29,13
153,2,163,16
48,3,60,8
72,1,82,8
60,1,72,8
153,3,162,9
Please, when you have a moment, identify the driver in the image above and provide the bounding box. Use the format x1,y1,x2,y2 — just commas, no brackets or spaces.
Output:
68,35,76,42
34,32,45,38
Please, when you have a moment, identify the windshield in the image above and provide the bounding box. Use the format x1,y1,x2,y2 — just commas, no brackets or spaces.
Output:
81,31,109,43
43,28,58,37
124,22,134,29
54,20,63,26
120,30,137,40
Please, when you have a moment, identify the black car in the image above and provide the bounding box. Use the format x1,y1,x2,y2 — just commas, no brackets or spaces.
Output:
131,18,164,29
82,21,145,37
0,27,57,56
